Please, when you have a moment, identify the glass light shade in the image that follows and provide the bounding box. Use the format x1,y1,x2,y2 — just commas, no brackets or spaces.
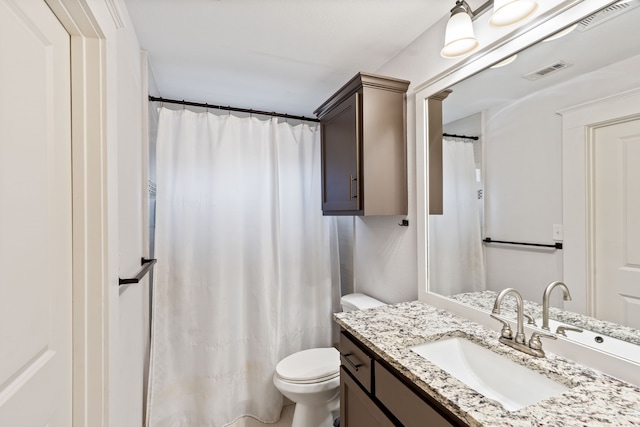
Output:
490,54,517,68
441,12,479,58
542,23,578,42
489,0,538,27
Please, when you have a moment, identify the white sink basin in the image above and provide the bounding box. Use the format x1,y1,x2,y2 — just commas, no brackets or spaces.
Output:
411,337,569,411
537,318,640,364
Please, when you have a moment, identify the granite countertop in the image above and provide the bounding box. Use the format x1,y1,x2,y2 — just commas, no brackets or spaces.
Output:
334,301,640,427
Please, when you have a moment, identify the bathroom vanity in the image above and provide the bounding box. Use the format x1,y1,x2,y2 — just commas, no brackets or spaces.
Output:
339,330,462,426
335,301,640,426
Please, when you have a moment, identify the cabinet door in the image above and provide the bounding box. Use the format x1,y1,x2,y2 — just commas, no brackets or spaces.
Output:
375,363,455,427
340,368,396,427
321,93,361,214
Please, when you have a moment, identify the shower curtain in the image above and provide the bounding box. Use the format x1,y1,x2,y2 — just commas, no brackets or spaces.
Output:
147,108,340,427
429,138,485,295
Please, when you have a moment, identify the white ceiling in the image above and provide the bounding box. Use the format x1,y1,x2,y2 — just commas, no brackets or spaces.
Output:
124,0,452,117
443,0,640,124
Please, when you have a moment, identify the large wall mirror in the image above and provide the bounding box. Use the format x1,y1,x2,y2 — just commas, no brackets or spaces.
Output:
426,0,640,360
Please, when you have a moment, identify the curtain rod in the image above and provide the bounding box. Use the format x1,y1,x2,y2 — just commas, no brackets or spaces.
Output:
443,132,479,141
148,96,320,123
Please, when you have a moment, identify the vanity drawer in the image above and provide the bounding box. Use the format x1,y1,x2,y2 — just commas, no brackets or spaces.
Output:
375,362,455,427
340,331,373,392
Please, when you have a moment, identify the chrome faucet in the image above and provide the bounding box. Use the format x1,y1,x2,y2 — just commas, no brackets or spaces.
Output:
542,281,572,331
491,288,556,357
556,325,583,337
492,288,526,344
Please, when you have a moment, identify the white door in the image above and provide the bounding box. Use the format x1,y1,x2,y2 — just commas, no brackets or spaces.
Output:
0,0,72,425
593,117,640,329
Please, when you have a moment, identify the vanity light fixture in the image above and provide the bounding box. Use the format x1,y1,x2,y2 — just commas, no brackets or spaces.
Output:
441,1,479,58
489,0,538,27
542,23,578,42
441,0,539,58
490,53,518,68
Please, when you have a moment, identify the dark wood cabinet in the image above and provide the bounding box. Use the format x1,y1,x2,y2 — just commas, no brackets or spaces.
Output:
314,73,410,216
319,93,360,213
375,363,454,427
339,330,463,427
339,328,373,392
341,367,396,427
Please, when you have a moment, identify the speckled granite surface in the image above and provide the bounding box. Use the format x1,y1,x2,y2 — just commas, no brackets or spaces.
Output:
449,290,640,346
335,301,640,427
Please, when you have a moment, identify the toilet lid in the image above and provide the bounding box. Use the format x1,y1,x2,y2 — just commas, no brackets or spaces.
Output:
275,347,340,383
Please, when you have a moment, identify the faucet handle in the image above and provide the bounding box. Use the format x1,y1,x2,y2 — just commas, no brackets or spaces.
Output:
556,326,583,336
523,312,537,326
490,314,513,339
529,331,557,350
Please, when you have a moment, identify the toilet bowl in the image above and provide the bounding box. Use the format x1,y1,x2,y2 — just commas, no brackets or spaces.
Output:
273,293,385,427
274,347,340,427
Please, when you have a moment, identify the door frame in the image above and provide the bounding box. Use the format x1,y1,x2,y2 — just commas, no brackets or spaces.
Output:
586,113,640,320
45,1,109,425
559,87,640,317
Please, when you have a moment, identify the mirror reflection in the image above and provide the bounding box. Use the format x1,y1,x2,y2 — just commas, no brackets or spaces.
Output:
430,0,640,357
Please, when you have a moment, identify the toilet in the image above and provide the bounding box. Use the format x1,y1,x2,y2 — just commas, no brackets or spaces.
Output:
273,293,385,427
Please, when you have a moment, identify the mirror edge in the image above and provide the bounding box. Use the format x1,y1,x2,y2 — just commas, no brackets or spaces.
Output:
416,0,621,303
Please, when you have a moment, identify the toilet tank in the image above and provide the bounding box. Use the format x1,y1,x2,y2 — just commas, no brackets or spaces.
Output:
340,293,386,312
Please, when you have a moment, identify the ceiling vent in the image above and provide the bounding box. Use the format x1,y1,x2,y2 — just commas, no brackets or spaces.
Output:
576,0,640,32
523,61,573,81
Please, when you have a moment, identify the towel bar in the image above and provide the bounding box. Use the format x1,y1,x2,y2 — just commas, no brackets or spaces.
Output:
119,257,157,285
483,238,562,250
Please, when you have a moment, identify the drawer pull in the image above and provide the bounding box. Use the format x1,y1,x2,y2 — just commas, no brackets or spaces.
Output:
349,175,358,199
341,352,362,371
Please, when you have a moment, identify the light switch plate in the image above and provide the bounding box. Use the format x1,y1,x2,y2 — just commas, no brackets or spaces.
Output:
553,224,563,241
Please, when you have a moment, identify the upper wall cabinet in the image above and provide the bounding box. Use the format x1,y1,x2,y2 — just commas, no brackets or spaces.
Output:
314,72,410,216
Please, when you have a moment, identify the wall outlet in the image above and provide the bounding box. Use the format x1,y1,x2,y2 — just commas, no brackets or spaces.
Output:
553,224,563,241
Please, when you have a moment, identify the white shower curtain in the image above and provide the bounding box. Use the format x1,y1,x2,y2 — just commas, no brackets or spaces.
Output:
147,108,339,427
428,138,485,295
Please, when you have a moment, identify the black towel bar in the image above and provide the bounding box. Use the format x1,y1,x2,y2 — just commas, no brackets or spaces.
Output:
483,238,562,250
119,257,157,285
